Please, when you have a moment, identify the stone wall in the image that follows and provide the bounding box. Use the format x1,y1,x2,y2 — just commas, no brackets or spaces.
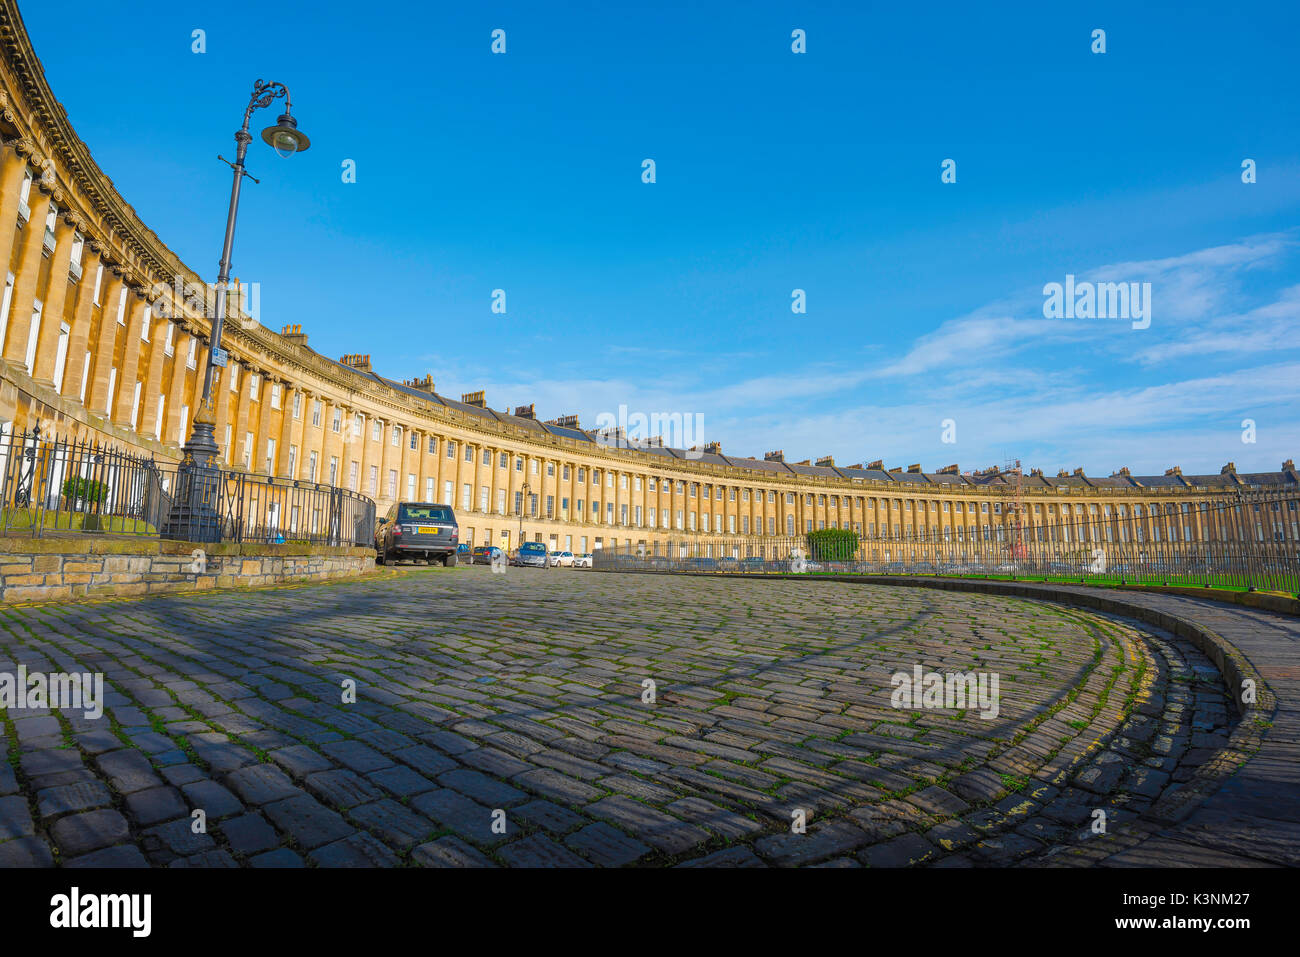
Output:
0,537,374,603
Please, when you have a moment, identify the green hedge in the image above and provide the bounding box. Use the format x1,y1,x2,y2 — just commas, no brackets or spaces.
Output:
806,528,860,562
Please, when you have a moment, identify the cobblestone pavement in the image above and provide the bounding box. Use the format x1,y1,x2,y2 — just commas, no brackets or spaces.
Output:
0,565,1271,867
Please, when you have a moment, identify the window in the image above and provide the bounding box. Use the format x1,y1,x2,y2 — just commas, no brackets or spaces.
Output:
410,431,419,451
353,413,363,437
497,489,506,514
389,470,398,497
229,363,239,392
499,451,508,468
483,449,492,466
532,460,539,475
242,431,253,468
175,404,189,445
152,394,165,441
129,380,141,431
266,438,277,475
163,321,175,356
292,392,302,418
481,487,490,512
115,286,127,326
270,383,281,409
331,407,342,433
350,461,359,492
426,477,435,500
447,441,456,459
464,445,474,463
392,425,401,446
249,372,261,400
444,480,453,504
408,473,416,499
185,336,197,370
369,465,378,495
308,451,319,482
140,306,151,342
462,483,472,511
371,419,381,441
547,462,555,477
311,399,322,426
288,445,298,477
329,457,339,486
428,436,437,455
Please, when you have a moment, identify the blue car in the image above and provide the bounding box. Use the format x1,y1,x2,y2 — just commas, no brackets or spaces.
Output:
516,541,550,568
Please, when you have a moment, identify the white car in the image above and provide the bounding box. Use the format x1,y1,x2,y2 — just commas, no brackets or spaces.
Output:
573,552,593,568
550,550,575,567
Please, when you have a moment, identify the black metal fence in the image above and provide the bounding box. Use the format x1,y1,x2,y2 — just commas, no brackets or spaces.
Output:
593,488,1300,595
0,428,375,547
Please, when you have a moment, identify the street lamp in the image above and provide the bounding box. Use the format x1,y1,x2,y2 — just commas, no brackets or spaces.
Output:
164,80,309,542
517,482,532,549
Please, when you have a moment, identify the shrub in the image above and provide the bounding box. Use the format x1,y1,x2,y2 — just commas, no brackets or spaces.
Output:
61,475,108,505
806,528,860,562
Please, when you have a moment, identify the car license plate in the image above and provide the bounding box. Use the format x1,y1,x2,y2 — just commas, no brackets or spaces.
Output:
417,526,438,535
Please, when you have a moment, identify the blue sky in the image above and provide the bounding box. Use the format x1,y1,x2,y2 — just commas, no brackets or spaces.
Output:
23,0,1300,475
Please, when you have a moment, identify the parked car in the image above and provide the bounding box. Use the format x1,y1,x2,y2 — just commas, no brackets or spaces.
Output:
375,503,459,566
472,545,504,565
517,541,550,568
550,550,575,567
573,552,594,568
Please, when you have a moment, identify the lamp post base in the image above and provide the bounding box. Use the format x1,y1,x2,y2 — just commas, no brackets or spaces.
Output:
161,410,223,543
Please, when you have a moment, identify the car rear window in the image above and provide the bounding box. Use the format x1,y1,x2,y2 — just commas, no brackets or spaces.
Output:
399,505,453,523
520,542,546,552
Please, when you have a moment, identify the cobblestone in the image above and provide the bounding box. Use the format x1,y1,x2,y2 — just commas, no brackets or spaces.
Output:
0,566,1289,867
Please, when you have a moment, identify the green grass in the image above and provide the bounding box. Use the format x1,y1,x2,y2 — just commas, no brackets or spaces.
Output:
0,508,156,535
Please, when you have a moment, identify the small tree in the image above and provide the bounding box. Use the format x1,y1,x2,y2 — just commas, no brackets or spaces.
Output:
61,475,107,508
806,528,860,562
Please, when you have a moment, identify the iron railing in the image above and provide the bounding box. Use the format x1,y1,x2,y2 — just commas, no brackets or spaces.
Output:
0,428,375,547
592,488,1300,595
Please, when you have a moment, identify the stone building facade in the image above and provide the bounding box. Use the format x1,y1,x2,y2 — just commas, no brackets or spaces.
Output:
0,0,1296,558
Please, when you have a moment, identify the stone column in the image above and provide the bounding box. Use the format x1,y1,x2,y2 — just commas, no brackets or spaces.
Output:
276,383,299,477
162,325,193,447
212,355,236,463
136,295,171,438
0,143,33,282
232,362,256,469
111,287,148,428
255,374,276,475
1,183,52,367
30,211,78,386
60,241,102,403
87,273,123,414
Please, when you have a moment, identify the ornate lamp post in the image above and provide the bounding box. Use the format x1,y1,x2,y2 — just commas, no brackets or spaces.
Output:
164,80,309,542
517,481,532,549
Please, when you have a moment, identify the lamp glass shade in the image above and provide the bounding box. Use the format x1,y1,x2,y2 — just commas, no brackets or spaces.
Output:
261,114,310,157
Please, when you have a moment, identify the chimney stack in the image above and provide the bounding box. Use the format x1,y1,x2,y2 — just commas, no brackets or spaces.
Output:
281,323,308,346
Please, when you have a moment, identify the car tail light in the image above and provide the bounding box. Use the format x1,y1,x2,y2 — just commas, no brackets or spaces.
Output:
392,526,402,537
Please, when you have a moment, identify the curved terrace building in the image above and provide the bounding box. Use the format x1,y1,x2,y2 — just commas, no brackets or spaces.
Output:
0,0,1296,558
